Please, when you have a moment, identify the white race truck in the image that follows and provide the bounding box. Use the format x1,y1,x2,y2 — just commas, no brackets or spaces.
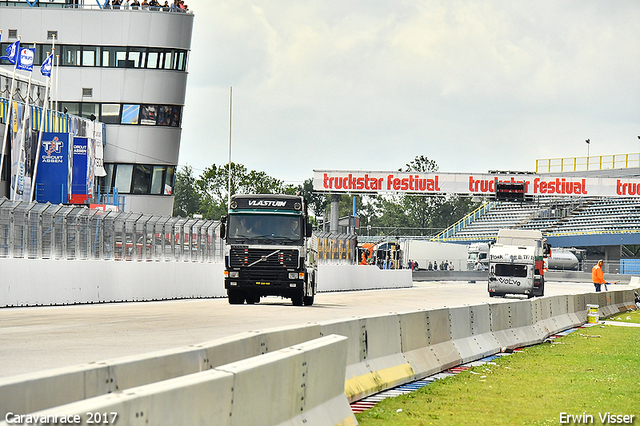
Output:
467,242,490,270
487,229,546,298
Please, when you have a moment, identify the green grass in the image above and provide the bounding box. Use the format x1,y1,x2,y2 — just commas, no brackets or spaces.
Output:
356,310,640,426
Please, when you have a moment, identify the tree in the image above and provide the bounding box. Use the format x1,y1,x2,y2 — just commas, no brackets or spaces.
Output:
194,162,286,220
172,165,201,217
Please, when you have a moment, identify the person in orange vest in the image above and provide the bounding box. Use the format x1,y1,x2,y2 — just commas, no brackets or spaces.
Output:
592,259,606,292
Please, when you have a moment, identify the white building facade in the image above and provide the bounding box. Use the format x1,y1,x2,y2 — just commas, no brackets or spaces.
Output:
0,0,194,215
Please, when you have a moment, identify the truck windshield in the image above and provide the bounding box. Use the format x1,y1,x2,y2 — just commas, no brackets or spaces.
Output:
494,264,528,278
227,213,303,244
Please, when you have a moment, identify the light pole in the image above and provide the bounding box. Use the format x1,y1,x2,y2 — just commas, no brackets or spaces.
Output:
585,139,590,169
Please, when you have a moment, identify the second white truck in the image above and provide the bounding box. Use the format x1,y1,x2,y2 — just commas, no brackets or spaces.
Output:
487,229,547,298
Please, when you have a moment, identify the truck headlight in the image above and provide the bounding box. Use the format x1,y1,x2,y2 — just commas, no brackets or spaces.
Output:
229,271,239,278
288,272,298,280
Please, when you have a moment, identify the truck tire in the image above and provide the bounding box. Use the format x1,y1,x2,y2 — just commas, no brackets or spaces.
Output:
292,291,304,306
303,294,314,306
246,294,260,304
228,290,244,305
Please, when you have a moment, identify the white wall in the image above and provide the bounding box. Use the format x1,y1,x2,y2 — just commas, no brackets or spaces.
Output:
0,260,413,307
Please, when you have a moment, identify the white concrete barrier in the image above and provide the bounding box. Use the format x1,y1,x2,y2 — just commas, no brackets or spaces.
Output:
0,259,227,307
317,264,412,292
0,335,355,426
1,287,635,420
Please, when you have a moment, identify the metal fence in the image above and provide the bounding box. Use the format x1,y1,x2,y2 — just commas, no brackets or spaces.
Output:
0,198,357,264
0,198,223,262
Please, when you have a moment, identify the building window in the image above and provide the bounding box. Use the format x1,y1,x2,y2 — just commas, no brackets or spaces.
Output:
114,164,133,194
132,164,152,194
104,163,176,196
82,46,99,67
140,105,157,125
62,45,81,66
121,104,140,125
100,104,121,124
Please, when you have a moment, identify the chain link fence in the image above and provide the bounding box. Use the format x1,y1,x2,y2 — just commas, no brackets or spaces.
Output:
0,198,357,264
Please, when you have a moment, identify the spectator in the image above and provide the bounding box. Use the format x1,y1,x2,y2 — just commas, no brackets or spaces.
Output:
428,261,433,271
123,0,130,9
141,0,149,10
131,0,140,9
112,0,121,9
449,262,454,271
414,260,419,270
440,261,445,270
433,261,438,271
162,0,170,10
149,0,159,10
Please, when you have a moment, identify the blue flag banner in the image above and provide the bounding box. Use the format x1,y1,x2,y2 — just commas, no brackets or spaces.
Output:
41,53,54,77
1,40,20,65
96,0,108,8
16,48,35,72
26,0,38,6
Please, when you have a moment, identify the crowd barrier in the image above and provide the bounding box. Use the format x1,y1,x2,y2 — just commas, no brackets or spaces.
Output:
1,288,637,424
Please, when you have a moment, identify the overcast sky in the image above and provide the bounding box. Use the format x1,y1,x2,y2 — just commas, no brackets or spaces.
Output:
179,0,640,185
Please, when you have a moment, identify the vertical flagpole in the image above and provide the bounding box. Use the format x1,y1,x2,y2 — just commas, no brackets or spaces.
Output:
227,86,232,209
12,43,36,201
31,48,54,202
54,53,60,130
0,36,20,188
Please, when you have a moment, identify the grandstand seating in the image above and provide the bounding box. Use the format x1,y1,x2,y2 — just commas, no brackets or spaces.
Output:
439,197,640,242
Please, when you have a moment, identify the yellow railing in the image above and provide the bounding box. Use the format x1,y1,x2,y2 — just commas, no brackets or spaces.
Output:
536,153,640,173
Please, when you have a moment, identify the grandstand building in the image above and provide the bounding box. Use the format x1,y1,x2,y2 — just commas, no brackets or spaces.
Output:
0,0,194,216
433,158,640,273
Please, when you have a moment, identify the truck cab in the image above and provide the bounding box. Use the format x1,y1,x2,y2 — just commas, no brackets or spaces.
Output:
220,194,316,306
487,229,545,298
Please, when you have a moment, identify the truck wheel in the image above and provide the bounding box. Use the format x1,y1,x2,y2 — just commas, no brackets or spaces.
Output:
228,290,244,305
246,294,260,304
303,294,314,306
292,291,303,306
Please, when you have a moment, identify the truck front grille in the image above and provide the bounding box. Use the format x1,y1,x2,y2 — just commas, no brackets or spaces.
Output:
229,248,299,269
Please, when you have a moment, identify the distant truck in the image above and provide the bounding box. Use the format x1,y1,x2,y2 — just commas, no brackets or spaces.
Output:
220,194,316,306
467,242,490,270
488,229,546,298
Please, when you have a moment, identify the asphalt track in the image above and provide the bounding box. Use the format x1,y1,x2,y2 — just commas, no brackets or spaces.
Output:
0,280,611,379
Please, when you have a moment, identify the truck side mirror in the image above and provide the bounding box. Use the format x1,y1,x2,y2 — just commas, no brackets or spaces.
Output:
220,216,227,239
305,220,313,238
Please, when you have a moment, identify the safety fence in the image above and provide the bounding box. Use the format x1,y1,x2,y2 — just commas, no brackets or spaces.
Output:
0,198,356,264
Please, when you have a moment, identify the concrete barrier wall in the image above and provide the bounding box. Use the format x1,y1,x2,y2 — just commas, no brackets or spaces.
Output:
0,260,412,307
317,264,412,292
0,259,227,307
0,335,356,426
1,288,636,419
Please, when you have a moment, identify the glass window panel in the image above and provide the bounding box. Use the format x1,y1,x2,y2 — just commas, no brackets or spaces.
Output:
150,166,166,194
80,103,99,120
35,44,53,66
62,45,81,66
147,50,160,69
157,106,172,126
170,106,181,127
140,105,157,126
100,104,121,124
128,47,147,68
114,164,133,194
116,49,130,68
101,46,117,67
164,166,175,195
163,50,174,70
121,104,140,124
60,102,80,116
104,164,115,192
132,164,152,194
177,51,185,71
82,46,99,66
